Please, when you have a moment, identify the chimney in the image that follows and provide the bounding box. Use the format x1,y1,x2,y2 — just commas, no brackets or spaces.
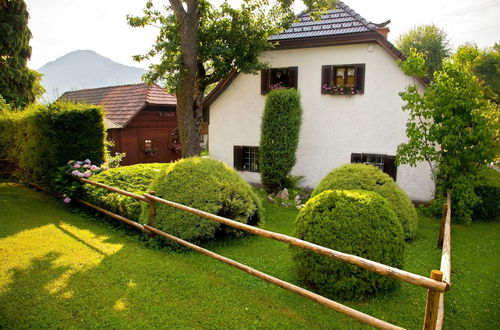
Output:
378,27,390,39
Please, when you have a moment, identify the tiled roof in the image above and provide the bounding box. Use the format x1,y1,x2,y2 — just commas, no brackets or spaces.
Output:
60,83,176,128
270,1,377,41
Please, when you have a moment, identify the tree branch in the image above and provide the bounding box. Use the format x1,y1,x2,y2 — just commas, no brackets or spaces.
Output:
168,0,186,19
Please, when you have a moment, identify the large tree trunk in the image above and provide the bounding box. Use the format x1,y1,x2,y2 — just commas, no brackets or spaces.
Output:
169,0,201,157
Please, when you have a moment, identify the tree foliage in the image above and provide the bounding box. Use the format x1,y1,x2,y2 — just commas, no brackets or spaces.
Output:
129,0,335,157
395,24,451,79
453,42,500,104
0,0,44,108
397,52,497,223
260,88,303,192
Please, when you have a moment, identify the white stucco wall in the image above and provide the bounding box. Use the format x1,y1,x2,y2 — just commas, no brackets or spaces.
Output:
209,42,435,202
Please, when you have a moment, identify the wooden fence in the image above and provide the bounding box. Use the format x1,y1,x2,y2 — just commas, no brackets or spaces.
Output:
33,177,453,329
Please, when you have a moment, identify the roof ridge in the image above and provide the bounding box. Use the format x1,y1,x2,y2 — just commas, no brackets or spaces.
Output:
337,1,376,31
62,83,148,95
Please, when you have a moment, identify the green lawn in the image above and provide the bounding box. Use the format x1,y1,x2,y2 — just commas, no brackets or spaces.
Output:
0,182,499,329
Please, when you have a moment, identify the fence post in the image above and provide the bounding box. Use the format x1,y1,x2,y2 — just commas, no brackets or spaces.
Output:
437,203,448,248
147,191,156,237
423,270,444,330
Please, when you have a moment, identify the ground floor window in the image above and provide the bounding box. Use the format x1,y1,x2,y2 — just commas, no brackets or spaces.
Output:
351,153,397,180
234,146,259,172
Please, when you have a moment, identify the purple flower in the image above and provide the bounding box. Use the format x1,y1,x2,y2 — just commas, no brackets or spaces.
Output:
77,161,83,165
90,165,99,171
83,164,90,169
84,159,91,164
83,170,91,178
73,163,81,169
64,197,71,204
78,172,85,178
71,170,80,176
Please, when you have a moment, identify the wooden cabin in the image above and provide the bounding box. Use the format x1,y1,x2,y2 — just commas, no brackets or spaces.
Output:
61,83,181,165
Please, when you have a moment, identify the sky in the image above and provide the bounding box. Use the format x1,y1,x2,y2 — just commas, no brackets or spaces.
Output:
25,0,500,70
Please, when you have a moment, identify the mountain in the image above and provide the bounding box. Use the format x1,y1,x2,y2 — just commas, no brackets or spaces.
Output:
38,50,147,101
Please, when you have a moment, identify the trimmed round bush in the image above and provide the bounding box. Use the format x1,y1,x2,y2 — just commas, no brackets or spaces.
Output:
141,157,263,244
312,164,418,240
291,190,405,300
82,163,169,220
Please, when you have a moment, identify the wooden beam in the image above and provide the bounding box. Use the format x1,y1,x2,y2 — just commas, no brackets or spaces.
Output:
436,293,444,330
144,193,449,293
440,193,452,286
423,270,444,330
78,177,149,202
437,203,447,248
78,199,150,234
144,224,405,330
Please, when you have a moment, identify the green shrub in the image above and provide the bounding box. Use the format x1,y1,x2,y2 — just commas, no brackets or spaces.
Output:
0,101,106,190
141,157,263,244
312,164,418,240
291,190,405,300
82,163,169,220
259,88,302,192
473,167,500,221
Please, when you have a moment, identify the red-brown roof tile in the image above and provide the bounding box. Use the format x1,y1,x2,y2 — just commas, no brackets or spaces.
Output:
60,83,176,128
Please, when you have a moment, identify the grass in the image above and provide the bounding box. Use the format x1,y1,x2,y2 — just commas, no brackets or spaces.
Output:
0,182,499,329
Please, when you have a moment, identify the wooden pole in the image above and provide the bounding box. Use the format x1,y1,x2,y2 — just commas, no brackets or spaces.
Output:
147,191,156,237
440,193,452,286
78,199,150,234
437,203,447,248
423,270,443,330
144,193,449,293
144,224,405,330
78,177,149,202
435,293,444,330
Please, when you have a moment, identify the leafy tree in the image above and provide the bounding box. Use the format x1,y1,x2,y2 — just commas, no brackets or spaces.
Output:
397,50,497,223
128,0,335,157
260,88,302,192
453,42,500,104
0,0,44,108
395,24,451,79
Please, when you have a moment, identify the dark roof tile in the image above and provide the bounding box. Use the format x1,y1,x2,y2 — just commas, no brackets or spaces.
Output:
270,1,376,41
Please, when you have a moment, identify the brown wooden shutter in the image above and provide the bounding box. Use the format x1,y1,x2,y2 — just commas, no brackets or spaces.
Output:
261,69,270,95
288,67,298,89
233,146,243,170
355,64,365,94
384,155,397,181
351,153,362,163
321,65,332,94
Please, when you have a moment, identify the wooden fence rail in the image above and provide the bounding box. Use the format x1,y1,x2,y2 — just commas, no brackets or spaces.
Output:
60,178,452,329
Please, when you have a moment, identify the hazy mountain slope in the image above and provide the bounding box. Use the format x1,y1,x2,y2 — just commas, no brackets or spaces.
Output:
38,50,147,101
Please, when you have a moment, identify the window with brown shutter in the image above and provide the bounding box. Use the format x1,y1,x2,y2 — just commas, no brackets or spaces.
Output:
321,64,365,95
350,152,397,181
261,67,298,94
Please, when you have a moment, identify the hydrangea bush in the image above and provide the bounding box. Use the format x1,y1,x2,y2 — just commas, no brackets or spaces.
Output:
55,159,104,204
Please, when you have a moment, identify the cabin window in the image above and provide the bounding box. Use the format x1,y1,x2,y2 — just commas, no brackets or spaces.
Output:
321,64,365,95
261,67,298,94
351,153,397,180
234,146,259,172
144,139,153,149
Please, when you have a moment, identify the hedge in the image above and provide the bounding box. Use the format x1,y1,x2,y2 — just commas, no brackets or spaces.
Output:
82,163,170,220
141,157,263,244
291,190,405,300
259,88,302,192
312,164,418,240
0,101,106,190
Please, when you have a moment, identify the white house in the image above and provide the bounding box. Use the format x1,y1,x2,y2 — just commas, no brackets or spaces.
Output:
204,2,435,202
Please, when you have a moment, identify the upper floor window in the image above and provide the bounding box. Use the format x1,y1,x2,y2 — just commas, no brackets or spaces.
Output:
321,64,365,95
261,67,298,94
351,153,397,180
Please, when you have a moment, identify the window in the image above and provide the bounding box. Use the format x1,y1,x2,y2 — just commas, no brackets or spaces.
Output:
321,64,365,95
261,67,298,94
144,139,153,149
351,153,397,180
234,146,259,172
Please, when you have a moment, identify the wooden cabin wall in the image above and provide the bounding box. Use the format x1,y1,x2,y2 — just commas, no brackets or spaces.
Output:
107,110,181,166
